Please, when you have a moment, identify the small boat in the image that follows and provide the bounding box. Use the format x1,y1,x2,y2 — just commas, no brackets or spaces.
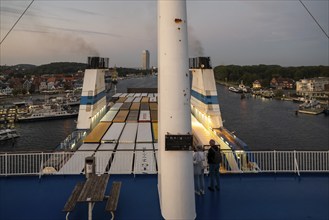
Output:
299,99,320,109
229,87,242,93
0,129,19,141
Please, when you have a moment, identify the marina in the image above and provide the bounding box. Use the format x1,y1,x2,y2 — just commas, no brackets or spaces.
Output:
0,76,328,152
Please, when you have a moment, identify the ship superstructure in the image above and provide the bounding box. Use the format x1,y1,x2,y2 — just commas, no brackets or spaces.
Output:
76,57,108,130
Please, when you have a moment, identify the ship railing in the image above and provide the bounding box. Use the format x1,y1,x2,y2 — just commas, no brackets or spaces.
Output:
0,150,328,176
220,150,329,174
0,151,74,176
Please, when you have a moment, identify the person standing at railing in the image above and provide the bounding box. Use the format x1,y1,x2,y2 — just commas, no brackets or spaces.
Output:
193,145,206,196
207,139,221,192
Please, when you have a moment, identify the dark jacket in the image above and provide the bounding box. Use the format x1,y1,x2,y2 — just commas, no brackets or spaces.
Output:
207,145,220,164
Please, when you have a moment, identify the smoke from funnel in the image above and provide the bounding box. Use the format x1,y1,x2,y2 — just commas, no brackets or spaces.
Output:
188,26,204,57
38,30,100,58
62,35,99,57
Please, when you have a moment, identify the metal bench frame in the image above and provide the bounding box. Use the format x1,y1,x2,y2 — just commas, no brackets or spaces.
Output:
105,181,122,220
63,182,85,220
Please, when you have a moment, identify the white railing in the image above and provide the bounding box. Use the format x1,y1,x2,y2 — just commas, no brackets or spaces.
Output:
0,152,74,176
221,151,329,174
0,150,328,176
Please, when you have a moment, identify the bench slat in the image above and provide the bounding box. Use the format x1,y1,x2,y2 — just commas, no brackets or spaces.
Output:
106,182,122,212
78,174,110,202
63,182,85,212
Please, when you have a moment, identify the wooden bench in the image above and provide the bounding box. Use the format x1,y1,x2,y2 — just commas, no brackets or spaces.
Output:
105,182,122,220
63,182,85,220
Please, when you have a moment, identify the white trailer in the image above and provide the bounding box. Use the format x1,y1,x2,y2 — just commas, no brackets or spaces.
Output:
109,151,134,174
136,143,154,150
59,151,94,174
136,123,153,143
112,93,122,98
139,110,151,122
101,123,125,143
134,151,157,174
149,97,157,103
97,143,116,151
119,123,138,143
110,103,123,111
100,110,118,122
77,143,99,151
133,97,142,102
125,97,135,102
94,151,113,174
116,143,135,150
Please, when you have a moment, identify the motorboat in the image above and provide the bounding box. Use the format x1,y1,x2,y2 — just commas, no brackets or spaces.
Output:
0,129,19,141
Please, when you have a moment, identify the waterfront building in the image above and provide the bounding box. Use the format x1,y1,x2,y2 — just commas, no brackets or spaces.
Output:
252,80,262,89
270,77,294,89
1,86,13,95
47,77,56,90
142,50,150,70
22,79,32,92
39,81,47,91
296,77,329,99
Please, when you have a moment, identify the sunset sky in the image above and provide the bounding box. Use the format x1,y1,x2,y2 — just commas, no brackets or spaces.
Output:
0,0,328,67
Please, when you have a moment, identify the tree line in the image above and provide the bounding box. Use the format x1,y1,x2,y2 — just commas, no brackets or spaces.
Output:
0,62,153,77
213,65,329,87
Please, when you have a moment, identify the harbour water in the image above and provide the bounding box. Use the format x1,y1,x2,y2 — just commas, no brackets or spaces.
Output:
0,76,328,152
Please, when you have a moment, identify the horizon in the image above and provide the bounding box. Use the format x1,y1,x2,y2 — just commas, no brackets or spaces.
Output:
0,1,328,67
1,61,329,69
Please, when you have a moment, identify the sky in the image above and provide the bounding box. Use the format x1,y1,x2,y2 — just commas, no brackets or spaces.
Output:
0,0,328,67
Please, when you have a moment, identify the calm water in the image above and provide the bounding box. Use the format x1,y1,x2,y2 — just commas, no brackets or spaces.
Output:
217,86,329,151
1,76,328,152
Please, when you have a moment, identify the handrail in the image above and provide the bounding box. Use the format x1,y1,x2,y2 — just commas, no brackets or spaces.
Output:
0,150,329,176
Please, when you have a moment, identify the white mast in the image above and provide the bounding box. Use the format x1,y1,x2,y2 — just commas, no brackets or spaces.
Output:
158,1,196,219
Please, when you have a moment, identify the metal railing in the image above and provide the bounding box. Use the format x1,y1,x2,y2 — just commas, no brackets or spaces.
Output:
0,150,328,176
0,152,74,176
220,150,329,174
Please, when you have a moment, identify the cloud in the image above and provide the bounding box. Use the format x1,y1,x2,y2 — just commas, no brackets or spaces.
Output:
65,7,101,16
16,29,50,34
0,6,21,15
37,25,122,38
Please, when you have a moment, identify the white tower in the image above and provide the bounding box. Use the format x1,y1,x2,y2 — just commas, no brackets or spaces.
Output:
158,1,196,219
142,50,150,70
76,57,108,130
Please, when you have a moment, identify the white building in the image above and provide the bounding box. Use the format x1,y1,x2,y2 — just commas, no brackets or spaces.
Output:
296,77,329,98
39,81,47,91
2,86,13,95
142,50,150,70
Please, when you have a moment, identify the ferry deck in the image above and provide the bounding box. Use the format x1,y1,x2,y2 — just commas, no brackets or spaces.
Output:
1,174,328,220
1,91,328,220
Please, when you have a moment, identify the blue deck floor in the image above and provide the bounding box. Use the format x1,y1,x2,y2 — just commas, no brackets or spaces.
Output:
0,174,328,220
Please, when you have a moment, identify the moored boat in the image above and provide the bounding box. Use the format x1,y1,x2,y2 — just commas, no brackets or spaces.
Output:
228,86,242,93
0,129,19,141
17,104,78,122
